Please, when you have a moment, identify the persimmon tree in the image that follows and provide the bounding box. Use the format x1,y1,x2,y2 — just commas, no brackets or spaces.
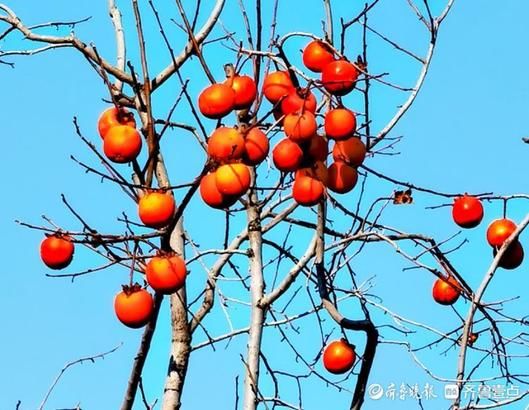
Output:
3,1,529,409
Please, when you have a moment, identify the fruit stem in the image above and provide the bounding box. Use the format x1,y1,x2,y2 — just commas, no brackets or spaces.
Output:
224,63,236,79
129,241,139,286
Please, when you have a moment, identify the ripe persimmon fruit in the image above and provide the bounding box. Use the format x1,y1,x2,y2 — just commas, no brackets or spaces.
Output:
332,137,366,167
262,71,294,103
243,127,269,165
296,161,328,185
272,139,304,172
302,40,335,73
303,134,328,162
114,285,154,328
452,195,484,229
494,240,524,270
138,190,175,228
198,83,235,119
215,163,251,197
293,175,325,206
146,254,187,294
322,339,356,374
280,88,317,115
327,161,358,194
487,218,517,248
325,108,357,140
207,127,246,162
283,111,318,143
432,276,460,305
227,75,257,110
200,172,239,209
321,60,359,96
98,107,136,139
103,125,142,163
40,234,75,270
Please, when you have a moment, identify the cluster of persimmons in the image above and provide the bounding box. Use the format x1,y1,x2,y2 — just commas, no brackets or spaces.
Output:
38,39,527,374
196,40,366,211
37,40,395,375
40,107,186,328
427,195,524,344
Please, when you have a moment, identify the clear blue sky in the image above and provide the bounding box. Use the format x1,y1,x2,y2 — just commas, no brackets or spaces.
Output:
1,1,529,409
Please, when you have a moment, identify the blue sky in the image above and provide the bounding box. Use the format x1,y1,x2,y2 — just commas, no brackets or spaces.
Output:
1,1,529,409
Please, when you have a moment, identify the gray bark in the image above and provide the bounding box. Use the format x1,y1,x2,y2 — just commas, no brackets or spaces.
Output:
161,218,191,409
242,195,265,410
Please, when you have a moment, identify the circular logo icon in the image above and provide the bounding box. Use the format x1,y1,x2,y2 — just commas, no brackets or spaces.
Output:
368,383,384,400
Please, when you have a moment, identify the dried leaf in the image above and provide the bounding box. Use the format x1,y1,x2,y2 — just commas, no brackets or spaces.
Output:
393,188,413,205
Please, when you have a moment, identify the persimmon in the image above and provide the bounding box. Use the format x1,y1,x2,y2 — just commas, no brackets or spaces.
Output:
293,175,325,206
303,134,328,162
302,40,335,73
322,339,356,374
432,276,460,305
215,163,251,196
494,241,524,270
114,284,153,328
280,88,317,115
145,254,187,294
283,111,317,142
207,127,245,162
332,137,366,167
325,108,357,140
487,218,517,247
138,191,175,228
272,139,304,172
40,234,74,270
199,172,238,209
243,127,269,165
262,71,294,103
296,161,328,185
321,60,359,96
327,161,358,194
227,74,257,110
97,107,136,139
103,125,142,163
452,195,484,229
198,83,235,119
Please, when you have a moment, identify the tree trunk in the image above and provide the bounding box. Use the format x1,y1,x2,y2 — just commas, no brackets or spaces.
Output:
242,199,265,410
162,219,191,410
